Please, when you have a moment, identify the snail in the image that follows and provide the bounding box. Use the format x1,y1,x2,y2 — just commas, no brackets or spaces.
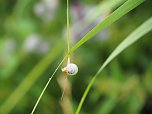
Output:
62,63,78,76
60,58,78,101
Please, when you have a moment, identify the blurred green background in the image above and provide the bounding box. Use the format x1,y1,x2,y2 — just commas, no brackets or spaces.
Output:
0,0,152,114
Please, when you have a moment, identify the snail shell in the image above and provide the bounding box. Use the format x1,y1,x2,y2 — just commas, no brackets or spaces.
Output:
62,63,78,76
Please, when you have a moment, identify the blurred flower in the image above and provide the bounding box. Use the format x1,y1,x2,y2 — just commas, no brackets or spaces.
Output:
23,34,41,52
38,41,50,54
64,2,110,44
34,0,59,22
23,34,50,54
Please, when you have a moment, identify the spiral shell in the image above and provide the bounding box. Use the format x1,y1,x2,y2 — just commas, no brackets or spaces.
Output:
62,63,78,76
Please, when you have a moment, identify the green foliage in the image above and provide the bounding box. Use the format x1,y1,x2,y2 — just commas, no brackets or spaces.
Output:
70,0,144,53
76,17,152,114
0,0,152,114
0,41,64,114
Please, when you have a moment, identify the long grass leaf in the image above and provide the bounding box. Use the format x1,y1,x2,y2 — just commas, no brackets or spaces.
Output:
71,0,126,36
75,17,152,114
70,0,144,53
67,0,71,53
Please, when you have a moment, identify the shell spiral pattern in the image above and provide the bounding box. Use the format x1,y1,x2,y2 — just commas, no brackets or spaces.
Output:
66,63,78,75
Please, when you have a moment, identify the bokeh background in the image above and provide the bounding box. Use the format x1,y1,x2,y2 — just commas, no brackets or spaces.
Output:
0,0,152,114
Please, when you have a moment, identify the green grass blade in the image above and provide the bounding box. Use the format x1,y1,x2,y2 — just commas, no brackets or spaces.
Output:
0,41,64,114
70,0,144,53
31,54,68,114
75,17,152,114
71,0,126,35
67,0,71,53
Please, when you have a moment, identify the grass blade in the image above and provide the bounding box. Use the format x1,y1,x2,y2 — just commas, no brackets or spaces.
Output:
31,54,68,114
70,0,144,53
75,17,152,114
71,0,127,36
67,0,71,53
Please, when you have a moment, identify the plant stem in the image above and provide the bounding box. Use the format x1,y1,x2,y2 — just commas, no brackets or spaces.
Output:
67,0,71,54
31,55,68,114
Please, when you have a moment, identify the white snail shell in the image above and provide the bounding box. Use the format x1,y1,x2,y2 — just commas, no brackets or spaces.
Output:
62,63,78,76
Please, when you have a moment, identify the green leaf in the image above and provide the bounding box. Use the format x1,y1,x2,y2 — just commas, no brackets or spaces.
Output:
75,17,152,114
70,0,144,53
67,0,71,53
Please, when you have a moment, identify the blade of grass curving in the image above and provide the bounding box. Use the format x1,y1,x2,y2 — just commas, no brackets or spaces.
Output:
70,0,144,54
71,0,127,36
75,17,152,114
0,41,64,114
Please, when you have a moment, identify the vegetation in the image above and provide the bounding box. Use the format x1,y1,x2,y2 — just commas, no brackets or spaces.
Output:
0,0,152,114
